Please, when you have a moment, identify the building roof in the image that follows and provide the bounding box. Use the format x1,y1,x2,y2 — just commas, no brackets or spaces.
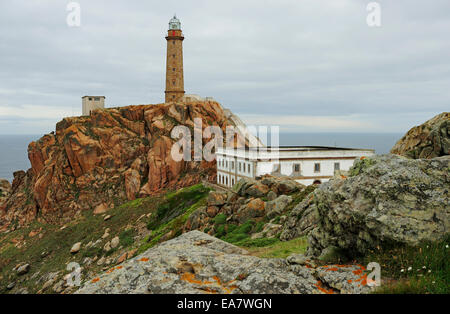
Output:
82,96,106,99
219,146,375,152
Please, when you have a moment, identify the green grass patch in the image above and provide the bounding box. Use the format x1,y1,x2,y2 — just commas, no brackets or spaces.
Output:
119,229,135,247
363,235,450,294
137,185,211,254
147,184,210,230
244,237,308,259
213,213,227,226
235,237,279,248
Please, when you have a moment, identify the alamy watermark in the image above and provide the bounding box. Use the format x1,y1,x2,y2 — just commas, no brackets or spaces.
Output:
366,2,381,27
66,2,81,27
170,118,280,162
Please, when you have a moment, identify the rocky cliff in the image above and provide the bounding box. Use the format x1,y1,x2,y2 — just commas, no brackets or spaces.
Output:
391,112,449,158
0,180,11,215
0,101,251,230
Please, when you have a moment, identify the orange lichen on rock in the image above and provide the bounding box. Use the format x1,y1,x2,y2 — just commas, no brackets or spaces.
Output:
91,277,100,283
139,257,149,262
326,267,339,272
314,281,334,294
180,272,205,285
360,156,366,160
178,273,237,294
212,276,222,285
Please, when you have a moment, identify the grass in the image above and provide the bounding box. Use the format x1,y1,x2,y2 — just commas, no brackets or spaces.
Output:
0,193,163,293
220,220,257,244
147,184,210,230
244,237,308,259
119,229,135,247
137,184,211,254
362,235,450,294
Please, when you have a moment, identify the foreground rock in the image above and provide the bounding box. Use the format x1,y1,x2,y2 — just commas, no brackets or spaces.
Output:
281,154,450,259
76,231,373,294
391,112,449,159
0,101,256,229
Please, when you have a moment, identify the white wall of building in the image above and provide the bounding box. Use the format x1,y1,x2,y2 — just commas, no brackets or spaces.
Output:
216,147,374,188
82,96,105,116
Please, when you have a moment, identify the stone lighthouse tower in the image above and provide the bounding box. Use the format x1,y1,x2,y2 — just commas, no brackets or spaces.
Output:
165,15,185,102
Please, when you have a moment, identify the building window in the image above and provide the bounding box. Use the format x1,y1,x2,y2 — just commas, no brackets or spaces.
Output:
243,163,246,172
94,97,100,101
173,68,176,71
173,54,175,58
226,160,228,168
334,162,340,171
226,177,228,186
231,161,234,170
272,163,280,174
293,164,300,173
89,97,92,101
239,162,241,172
314,163,321,173
248,164,251,173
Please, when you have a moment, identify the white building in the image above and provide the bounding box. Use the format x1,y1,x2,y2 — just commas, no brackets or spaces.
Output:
82,96,105,116
216,146,375,187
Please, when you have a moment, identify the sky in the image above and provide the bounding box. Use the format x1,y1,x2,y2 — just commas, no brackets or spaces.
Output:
0,0,449,135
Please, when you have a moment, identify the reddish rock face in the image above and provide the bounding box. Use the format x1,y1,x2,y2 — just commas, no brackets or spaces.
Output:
391,112,449,159
0,101,245,229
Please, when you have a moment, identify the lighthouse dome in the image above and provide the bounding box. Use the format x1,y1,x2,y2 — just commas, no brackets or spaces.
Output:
169,15,181,30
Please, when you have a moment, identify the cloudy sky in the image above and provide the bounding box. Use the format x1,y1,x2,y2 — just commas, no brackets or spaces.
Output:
0,0,449,135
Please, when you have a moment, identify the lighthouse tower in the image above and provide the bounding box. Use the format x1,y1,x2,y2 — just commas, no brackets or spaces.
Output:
165,15,185,103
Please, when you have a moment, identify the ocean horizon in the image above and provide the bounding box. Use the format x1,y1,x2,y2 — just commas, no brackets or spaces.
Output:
0,132,402,183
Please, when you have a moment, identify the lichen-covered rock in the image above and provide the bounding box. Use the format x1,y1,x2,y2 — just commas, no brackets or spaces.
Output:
237,198,266,223
76,231,373,294
282,154,450,259
391,112,449,159
266,195,292,219
280,194,317,240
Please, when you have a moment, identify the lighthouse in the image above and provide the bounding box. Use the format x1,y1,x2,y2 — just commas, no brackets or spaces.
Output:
165,15,185,103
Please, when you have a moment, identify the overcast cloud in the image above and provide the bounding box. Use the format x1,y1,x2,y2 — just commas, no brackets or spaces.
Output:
0,0,449,135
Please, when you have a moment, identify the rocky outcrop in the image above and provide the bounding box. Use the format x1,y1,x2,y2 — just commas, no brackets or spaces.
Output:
0,171,37,231
391,112,449,158
184,175,305,235
76,230,373,294
0,101,254,229
0,179,11,217
281,154,450,259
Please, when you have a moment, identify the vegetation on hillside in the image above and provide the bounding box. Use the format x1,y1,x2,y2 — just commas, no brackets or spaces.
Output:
364,235,450,294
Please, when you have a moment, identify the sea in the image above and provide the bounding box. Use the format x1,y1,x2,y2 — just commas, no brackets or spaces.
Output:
0,133,402,183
